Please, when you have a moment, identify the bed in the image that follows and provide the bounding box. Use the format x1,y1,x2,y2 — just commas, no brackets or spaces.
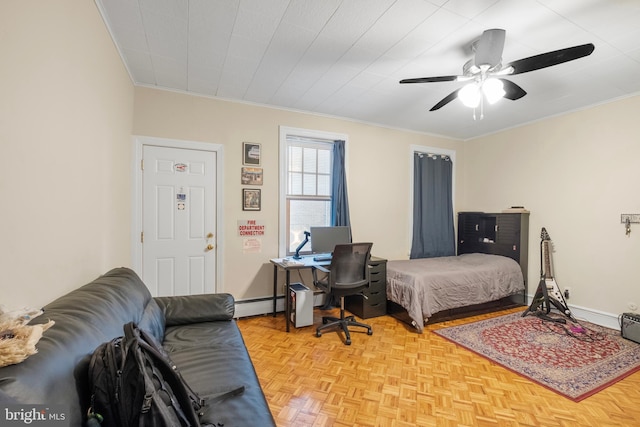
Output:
386,253,525,333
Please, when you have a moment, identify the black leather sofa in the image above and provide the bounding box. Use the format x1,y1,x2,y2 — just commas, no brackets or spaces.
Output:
0,267,276,427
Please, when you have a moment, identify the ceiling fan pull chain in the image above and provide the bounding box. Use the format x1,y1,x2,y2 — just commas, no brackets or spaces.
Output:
472,96,484,121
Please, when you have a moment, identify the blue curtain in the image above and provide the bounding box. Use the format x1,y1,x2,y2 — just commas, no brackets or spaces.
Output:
331,140,351,230
410,152,455,259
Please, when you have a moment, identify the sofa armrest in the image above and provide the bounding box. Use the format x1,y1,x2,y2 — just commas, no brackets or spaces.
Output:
154,293,235,326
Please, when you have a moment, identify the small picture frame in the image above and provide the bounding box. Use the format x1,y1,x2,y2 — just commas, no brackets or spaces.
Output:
242,188,261,211
243,142,261,166
241,167,263,185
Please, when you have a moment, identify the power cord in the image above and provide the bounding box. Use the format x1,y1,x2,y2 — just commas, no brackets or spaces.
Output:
531,314,605,342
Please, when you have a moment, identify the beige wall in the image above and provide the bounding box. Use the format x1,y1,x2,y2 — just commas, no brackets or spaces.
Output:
4,1,637,320
462,95,640,317
132,87,463,300
0,0,134,307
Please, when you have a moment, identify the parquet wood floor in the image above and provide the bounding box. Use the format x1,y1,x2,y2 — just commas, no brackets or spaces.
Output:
237,307,640,427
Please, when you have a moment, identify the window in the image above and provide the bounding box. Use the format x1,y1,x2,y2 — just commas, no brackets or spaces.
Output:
287,142,332,254
279,127,348,256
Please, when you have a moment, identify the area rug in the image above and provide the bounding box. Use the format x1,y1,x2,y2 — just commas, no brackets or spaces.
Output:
433,311,640,401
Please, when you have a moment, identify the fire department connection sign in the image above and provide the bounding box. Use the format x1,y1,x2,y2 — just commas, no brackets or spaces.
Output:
237,220,265,236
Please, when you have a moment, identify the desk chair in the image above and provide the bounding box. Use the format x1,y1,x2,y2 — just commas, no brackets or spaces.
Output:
312,242,373,345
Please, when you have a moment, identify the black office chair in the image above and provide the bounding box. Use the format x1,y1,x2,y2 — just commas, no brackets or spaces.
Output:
312,242,373,345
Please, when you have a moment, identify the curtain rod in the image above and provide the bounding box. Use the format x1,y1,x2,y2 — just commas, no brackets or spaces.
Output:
416,152,451,160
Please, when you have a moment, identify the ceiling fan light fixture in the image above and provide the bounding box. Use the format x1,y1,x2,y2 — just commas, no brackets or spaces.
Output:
458,83,481,108
482,78,505,104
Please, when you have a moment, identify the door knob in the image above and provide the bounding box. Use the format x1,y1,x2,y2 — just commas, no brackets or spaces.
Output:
206,244,214,251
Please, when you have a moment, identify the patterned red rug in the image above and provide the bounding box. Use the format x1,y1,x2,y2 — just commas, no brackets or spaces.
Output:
433,311,640,401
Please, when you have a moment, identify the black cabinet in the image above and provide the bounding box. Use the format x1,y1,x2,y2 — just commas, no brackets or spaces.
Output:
457,212,529,303
345,257,387,319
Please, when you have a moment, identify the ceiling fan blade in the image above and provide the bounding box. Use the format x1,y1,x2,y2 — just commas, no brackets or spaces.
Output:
474,29,506,68
499,79,527,100
400,75,459,84
429,89,461,111
505,43,595,75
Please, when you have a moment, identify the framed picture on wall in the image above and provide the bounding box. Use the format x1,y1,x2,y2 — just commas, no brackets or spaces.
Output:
241,167,263,185
243,142,261,166
242,188,261,211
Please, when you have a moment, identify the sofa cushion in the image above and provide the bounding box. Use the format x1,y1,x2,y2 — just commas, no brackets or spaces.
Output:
155,293,235,326
163,321,276,427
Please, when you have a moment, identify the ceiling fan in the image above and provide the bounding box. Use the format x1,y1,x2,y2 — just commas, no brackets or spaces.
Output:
399,29,595,117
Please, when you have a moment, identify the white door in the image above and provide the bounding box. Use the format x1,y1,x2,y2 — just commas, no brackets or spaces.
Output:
142,145,217,296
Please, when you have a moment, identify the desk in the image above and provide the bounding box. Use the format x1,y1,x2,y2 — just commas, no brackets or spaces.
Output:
270,256,330,332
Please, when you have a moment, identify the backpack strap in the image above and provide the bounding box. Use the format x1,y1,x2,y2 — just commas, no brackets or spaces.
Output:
123,322,202,426
133,324,206,409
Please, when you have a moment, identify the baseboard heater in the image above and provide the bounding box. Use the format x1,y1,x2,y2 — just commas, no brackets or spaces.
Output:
234,292,326,319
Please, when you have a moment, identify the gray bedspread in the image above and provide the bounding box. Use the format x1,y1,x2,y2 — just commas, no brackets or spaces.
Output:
386,253,524,332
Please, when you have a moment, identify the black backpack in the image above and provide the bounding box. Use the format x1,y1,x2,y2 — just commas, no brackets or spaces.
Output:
86,322,204,427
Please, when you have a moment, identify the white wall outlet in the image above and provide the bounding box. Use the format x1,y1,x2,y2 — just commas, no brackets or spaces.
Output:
629,302,638,312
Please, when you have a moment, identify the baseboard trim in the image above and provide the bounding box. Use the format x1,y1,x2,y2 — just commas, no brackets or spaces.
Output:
565,304,620,330
525,295,621,330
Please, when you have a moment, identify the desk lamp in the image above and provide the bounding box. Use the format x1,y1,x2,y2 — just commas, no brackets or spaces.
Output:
293,231,310,259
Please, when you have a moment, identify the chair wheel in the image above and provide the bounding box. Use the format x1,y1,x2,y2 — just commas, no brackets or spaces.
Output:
316,331,322,337
322,318,329,324
345,339,351,345
367,329,373,336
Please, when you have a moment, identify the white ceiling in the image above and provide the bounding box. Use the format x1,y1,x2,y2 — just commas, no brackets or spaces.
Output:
95,0,640,140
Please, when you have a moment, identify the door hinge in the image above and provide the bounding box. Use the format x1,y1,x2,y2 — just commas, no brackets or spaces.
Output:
140,231,144,243
141,159,144,171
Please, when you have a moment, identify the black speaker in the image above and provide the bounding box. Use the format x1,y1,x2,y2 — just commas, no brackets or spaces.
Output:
621,312,640,344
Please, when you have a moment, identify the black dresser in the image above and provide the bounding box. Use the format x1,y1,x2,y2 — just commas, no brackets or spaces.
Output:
345,256,387,319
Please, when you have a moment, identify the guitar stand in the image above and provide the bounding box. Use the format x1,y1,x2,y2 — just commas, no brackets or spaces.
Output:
522,228,576,322
521,280,572,323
